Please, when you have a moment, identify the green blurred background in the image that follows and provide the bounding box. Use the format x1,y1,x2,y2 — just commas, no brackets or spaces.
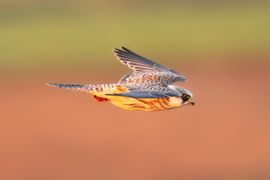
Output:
1,1,269,71
1,1,270,180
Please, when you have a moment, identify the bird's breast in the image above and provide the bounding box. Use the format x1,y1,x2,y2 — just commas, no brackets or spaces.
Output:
110,96,182,111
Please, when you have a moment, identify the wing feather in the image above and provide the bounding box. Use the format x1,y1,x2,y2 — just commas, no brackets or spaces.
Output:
106,85,181,99
106,91,178,98
113,47,186,85
113,46,166,72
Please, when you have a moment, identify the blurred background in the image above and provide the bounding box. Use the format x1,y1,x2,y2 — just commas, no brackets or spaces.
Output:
1,1,270,179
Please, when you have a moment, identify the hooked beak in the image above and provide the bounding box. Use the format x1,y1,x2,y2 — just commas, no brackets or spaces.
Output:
190,98,195,106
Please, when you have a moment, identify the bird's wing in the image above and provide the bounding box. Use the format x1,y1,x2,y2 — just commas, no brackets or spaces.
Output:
113,46,166,72
106,85,180,99
118,71,185,86
113,47,186,85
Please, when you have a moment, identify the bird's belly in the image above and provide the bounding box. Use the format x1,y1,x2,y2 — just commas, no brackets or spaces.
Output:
90,85,182,111
110,96,182,111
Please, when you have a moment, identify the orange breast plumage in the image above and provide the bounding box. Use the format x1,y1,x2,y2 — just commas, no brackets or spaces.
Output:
108,96,182,111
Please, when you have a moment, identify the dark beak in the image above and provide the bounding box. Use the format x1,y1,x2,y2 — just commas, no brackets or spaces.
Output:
190,102,195,106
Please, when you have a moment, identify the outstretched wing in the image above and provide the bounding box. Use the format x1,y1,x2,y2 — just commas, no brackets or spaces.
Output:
106,85,180,99
113,47,186,86
113,46,167,72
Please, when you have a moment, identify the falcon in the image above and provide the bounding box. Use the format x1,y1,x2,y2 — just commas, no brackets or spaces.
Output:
48,47,195,111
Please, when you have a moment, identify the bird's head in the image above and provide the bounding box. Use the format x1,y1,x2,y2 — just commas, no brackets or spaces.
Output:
168,85,195,106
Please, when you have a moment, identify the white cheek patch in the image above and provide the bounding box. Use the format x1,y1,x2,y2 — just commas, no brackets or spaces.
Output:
168,97,182,107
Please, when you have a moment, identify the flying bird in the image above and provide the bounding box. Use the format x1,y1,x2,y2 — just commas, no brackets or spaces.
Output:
48,47,195,111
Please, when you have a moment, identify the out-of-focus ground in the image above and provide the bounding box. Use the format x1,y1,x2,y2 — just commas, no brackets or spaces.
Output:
1,62,270,180
1,1,270,180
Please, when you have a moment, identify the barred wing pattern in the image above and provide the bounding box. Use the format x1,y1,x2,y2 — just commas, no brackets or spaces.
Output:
118,71,185,87
113,47,166,72
113,47,186,86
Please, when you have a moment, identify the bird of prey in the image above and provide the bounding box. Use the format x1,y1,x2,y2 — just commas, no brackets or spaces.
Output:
48,47,195,111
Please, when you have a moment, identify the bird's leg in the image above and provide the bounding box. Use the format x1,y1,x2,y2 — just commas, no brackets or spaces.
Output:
93,95,109,102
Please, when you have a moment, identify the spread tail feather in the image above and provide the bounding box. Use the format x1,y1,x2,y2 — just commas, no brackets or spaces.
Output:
47,83,117,92
47,83,93,92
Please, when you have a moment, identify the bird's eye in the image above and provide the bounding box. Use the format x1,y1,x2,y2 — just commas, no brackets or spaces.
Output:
182,94,190,102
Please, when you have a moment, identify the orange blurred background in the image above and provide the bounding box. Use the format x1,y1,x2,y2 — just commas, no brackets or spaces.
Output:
1,1,270,179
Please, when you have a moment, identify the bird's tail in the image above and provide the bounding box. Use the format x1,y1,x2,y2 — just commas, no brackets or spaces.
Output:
47,83,118,93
